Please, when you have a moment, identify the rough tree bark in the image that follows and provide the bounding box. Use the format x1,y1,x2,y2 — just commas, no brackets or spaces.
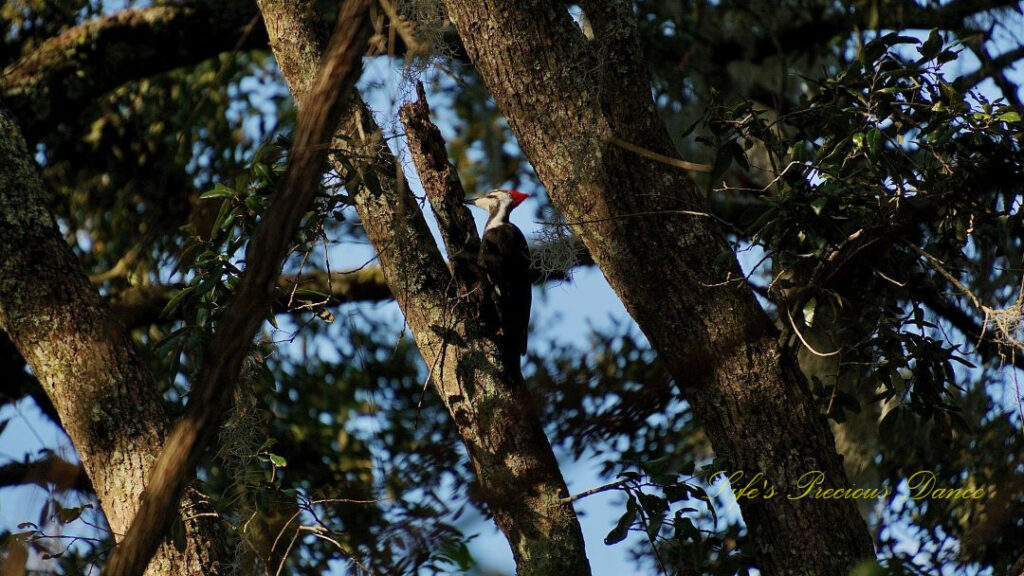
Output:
0,108,231,575
440,1,876,574
256,2,591,574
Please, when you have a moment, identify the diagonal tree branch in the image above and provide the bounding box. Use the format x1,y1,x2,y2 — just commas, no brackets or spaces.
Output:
103,3,373,575
256,2,591,573
0,454,91,493
0,331,61,425
399,82,481,277
700,0,1022,70
1,2,268,141
966,37,1024,111
920,287,1024,371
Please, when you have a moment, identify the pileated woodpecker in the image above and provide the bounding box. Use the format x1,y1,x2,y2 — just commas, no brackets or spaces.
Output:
468,189,531,356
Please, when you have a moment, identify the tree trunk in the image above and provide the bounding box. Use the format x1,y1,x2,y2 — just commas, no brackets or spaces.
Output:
255,2,591,574
0,106,231,575
440,1,876,573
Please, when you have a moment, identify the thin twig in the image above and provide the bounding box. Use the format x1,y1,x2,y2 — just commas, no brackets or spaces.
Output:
273,526,302,576
555,208,743,236
715,160,804,195
563,478,630,503
604,134,712,173
300,526,383,576
786,307,841,358
904,241,982,310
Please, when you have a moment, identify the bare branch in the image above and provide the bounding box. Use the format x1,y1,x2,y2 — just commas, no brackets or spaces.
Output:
399,82,481,278
0,454,91,493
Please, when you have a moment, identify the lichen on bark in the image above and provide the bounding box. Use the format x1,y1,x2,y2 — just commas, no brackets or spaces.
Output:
0,105,231,575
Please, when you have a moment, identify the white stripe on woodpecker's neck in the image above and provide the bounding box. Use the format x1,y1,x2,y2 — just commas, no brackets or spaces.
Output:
485,195,514,231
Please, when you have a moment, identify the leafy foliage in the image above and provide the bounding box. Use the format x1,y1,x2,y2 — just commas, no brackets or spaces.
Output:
698,29,1024,574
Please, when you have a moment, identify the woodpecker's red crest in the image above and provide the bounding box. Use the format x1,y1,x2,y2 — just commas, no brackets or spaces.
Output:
505,190,529,206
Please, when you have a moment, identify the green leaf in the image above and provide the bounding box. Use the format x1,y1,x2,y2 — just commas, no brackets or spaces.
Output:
709,142,735,186
880,33,920,47
268,453,288,468
726,140,749,171
664,483,694,503
802,297,817,324
604,495,637,545
153,326,189,355
646,508,664,539
252,162,273,184
810,197,827,216
170,516,187,552
218,212,237,231
918,29,943,61
860,39,887,65
437,539,476,570
651,473,678,486
199,183,237,199
936,48,959,65
997,111,1021,123
161,286,194,318
637,492,668,519
673,514,701,544
949,354,976,368
679,117,701,138
867,128,884,159
212,196,236,233
56,504,92,524
641,455,673,476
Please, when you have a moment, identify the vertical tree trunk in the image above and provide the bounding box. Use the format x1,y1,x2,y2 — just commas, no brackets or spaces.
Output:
440,1,876,573
0,106,231,575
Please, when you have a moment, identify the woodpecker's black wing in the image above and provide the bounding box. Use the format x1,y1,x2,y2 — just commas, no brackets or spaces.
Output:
479,223,531,356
